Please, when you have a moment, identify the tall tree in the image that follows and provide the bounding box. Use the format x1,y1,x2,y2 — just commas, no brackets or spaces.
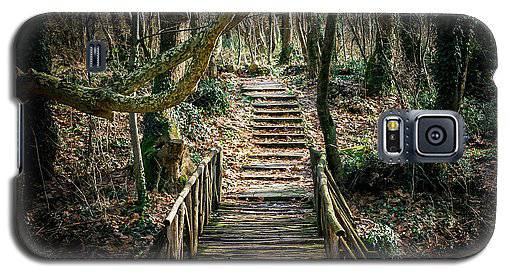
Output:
16,15,57,203
279,13,293,65
128,12,148,208
365,14,394,96
141,13,190,192
295,13,308,64
208,34,222,77
268,14,274,64
433,15,474,111
306,13,321,78
316,14,343,183
465,18,497,102
399,15,421,68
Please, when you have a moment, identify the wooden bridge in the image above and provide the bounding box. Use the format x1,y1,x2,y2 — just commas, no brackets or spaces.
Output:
153,81,370,260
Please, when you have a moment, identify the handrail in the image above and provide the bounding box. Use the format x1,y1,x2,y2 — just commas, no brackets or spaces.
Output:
309,148,371,259
153,147,223,259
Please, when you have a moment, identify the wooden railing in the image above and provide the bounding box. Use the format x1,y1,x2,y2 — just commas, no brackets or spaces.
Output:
309,148,371,259
153,148,222,259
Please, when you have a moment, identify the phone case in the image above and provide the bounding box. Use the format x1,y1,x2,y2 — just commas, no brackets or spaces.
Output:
14,12,497,260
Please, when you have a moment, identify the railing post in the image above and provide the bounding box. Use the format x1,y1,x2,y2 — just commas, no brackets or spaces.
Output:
168,210,179,259
157,148,223,259
310,148,371,259
192,175,200,255
217,149,223,204
198,164,205,234
177,205,185,259
185,193,195,257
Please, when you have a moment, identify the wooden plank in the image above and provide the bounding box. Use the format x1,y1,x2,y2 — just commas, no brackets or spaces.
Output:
237,190,309,200
200,220,311,229
254,141,307,148
252,102,299,108
253,117,303,123
242,86,286,91
247,153,305,159
242,163,294,170
241,174,302,181
199,245,324,253
242,85,286,91
252,133,306,139
200,233,320,239
245,94,297,100
252,125,304,131
202,225,318,232
198,239,323,246
216,207,313,214
195,254,325,260
253,110,303,116
202,222,318,229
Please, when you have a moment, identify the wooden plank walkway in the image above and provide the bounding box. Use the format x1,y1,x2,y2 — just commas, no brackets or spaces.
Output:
196,81,324,260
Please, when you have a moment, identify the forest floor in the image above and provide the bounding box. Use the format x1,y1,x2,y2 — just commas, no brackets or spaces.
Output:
282,71,497,258
24,73,298,258
24,70,496,259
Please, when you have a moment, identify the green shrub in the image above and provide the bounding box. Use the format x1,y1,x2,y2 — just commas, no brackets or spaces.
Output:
461,97,497,141
169,103,209,141
415,89,438,109
361,222,401,257
188,78,230,114
331,59,366,81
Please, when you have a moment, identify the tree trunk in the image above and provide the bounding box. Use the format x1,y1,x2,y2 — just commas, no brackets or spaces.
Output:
306,14,321,78
268,14,274,64
399,15,420,67
316,14,343,183
142,13,189,192
128,12,148,207
236,26,242,66
129,111,148,206
296,13,308,64
365,14,394,96
279,13,292,65
433,15,474,111
340,17,347,62
207,35,221,77
16,14,57,205
159,13,190,83
257,19,267,57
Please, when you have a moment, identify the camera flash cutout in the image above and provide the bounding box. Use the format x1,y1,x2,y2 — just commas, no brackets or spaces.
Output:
387,120,399,131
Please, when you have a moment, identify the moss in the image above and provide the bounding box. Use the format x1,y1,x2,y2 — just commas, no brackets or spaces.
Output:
178,175,188,185
141,112,181,191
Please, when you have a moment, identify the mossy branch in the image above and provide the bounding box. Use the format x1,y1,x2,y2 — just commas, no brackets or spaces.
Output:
16,14,242,120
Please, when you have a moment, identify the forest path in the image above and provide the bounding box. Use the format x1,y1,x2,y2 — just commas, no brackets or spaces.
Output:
196,80,324,260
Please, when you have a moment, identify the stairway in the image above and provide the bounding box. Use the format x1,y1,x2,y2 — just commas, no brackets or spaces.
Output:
196,81,324,260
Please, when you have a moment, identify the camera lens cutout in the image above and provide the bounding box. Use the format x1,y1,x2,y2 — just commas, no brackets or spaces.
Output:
416,115,457,156
426,126,446,146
